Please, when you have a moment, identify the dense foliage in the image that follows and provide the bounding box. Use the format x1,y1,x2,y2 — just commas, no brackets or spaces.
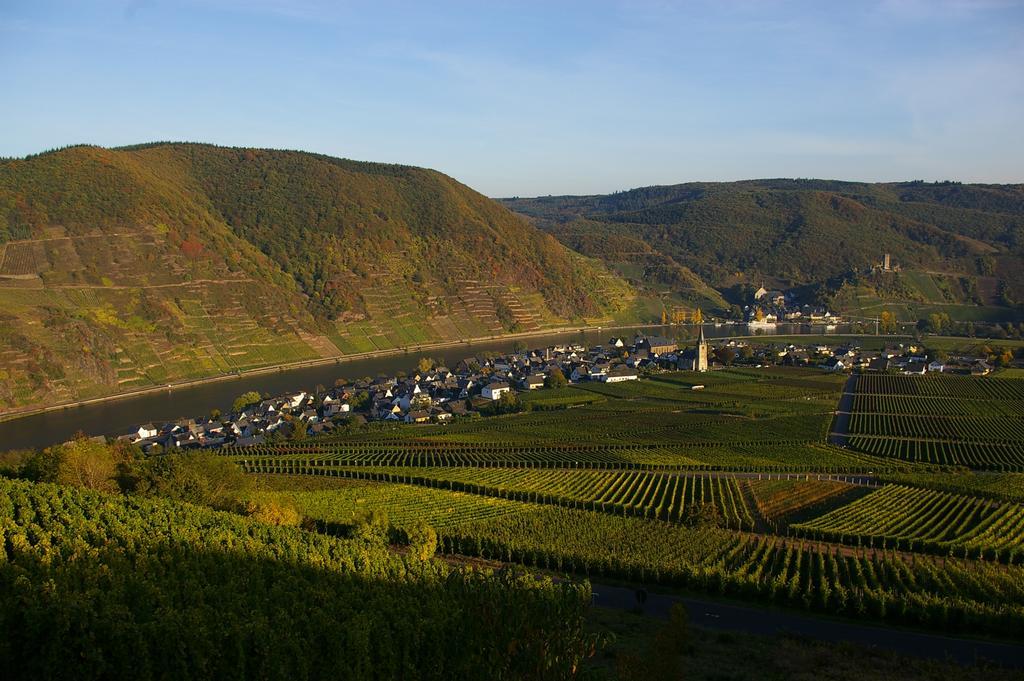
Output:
0,143,633,412
0,477,595,680
503,180,1024,313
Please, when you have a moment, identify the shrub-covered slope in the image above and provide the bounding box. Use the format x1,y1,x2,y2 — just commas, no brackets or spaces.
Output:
504,180,1024,316
0,143,634,412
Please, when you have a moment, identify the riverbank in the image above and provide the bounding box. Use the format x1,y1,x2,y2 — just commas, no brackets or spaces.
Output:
0,321,667,426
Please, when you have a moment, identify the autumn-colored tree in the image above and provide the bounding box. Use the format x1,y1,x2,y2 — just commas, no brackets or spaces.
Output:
879,310,897,334
417,357,435,373
754,307,765,322
692,307,704,324
180,238,204,260
244,498,302,526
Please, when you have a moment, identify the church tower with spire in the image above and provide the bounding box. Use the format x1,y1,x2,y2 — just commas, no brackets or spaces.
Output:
696,325,709,372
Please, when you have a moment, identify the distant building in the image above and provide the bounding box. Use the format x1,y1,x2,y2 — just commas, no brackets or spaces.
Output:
638,335,677,356
678,327,709,372
481,382,512,400
601,366,639,383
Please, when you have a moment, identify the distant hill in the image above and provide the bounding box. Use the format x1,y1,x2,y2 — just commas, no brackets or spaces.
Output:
503,180,1024,321
0,143,637,412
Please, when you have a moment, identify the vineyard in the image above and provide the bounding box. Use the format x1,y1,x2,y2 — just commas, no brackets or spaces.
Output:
8,364,1024,666
205,367,1024,643
847,436,1024,469
855,374,1024,400
0,478,593,680
251,475,526,530
745,479,870,531
849,413,1024,443
846,373,1024,471
436,506,1024,637
793,484,1024,561
254,468,758,530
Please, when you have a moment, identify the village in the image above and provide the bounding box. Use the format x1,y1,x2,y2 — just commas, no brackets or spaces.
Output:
122,330,1005,453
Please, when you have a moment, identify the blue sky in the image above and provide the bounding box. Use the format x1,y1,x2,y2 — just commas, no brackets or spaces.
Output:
1,1,1022,195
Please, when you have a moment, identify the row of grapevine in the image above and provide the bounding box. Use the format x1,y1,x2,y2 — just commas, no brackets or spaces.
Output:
848,413,1024,444
231,443,899,473
847,436,1024,470
852,393,1024,418
435,505,1024,638
0,478,594,680
856,374,1024,400
792,484,1024,562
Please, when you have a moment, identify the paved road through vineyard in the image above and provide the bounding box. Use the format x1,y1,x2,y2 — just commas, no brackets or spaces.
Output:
591,582,1024,668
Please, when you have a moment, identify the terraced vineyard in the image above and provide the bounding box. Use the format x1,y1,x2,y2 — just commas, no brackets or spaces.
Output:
745,479,870,531
877,472,1024,504
856,374,1024,400
852,393,1024,418
847,436,1024,469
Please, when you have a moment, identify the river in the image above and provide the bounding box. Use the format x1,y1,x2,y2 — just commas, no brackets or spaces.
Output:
0,323,861,451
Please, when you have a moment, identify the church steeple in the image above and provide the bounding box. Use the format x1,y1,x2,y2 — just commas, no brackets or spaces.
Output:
695,324,708,372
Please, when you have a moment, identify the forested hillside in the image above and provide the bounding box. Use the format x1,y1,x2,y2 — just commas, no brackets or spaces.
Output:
0,144,636,412
504,180,1024,320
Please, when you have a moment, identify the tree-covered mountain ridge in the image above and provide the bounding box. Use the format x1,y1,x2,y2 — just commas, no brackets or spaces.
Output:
503,179,1024,321
0,143,635,412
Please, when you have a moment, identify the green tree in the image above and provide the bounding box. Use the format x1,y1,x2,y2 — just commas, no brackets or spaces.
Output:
545,367,568,389
233,390,262,412
133,451,253,511
56,436,119,493
352,510,390,546
407,520,438,561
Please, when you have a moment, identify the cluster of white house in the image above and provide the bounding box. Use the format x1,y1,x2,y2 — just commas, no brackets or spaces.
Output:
123,333,712,451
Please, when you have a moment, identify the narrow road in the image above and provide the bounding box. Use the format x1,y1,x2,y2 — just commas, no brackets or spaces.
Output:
829,374,857,446
590,582,1024,669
